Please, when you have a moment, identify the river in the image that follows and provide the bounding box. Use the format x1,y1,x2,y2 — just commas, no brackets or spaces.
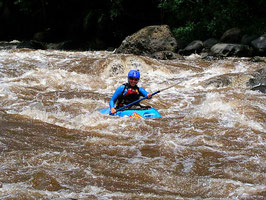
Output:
0,48,265,199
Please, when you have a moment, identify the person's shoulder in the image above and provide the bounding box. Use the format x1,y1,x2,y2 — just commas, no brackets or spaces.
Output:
138,86,148,94
118,84,127,89
116,84,126,91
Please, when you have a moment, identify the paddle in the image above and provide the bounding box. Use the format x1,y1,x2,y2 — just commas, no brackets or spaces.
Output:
110,82,179,115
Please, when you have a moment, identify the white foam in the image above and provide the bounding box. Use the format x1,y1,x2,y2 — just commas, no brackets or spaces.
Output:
194,93,265,131
185,53,201,60
229,184,266,198
197,93,232,115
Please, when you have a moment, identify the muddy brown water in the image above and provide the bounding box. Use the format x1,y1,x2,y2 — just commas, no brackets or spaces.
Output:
0,49,265,199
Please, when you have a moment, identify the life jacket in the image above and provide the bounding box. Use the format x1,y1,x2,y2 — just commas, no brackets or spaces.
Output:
116,83,141,108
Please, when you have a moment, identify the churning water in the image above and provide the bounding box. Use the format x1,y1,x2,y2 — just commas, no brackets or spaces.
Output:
0,48,265,199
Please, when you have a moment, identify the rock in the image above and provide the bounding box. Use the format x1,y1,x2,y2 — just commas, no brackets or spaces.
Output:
251,85,266,93
115,25,177,57
205,75,232,88
203,38,219,49
176,39,188,51
205,68,266,93
241,34,259,45
201,54,221,61
249,56,265,62
251,34,266,56
151,51,184,60
56,41,78,50
247,68,266,93
179,40,203,56
17,40,46,50
33,28,53,42
210,43,253,57
220,28,242,43
0,41,19,50
56,40,87,51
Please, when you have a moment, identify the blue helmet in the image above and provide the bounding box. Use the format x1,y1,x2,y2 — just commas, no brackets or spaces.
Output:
128,70,140,79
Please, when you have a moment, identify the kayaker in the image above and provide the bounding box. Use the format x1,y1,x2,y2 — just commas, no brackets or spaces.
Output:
109,70,152,114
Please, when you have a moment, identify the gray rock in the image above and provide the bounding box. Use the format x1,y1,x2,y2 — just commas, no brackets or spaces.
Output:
176,39,188,51
17,40,46,50
247,68,266,89
179,40,203,55
210,43,253,57
205,75,232,88
251,85,266,93
115,25,177,57
152,51,184,60
249,56,265,62
241,34,259,45
203,38,219,49
251,34,266,56
220,28,242,43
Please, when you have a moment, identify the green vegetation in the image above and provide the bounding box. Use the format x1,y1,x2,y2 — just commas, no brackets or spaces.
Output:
159,0,266,41
0,0,265,47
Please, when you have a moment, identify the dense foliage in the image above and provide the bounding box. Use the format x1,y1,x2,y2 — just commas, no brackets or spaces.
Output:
159,0,266,41
0,0,265,47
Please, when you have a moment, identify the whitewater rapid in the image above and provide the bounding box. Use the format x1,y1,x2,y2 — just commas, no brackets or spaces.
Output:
0,48,265,199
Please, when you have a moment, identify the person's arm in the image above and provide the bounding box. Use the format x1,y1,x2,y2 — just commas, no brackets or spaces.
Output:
139,87,152,99
109,85,125,113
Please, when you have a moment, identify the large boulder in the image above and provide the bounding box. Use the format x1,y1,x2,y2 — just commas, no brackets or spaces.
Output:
220,28,242,43
251,34,266,56
115,25,177,57
210,43,253,57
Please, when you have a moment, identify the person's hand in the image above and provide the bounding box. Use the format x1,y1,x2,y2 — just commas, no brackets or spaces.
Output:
147,93,152,99
111,107,116,114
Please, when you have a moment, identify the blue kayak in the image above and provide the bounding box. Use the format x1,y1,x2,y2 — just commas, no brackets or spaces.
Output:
99,107,161,119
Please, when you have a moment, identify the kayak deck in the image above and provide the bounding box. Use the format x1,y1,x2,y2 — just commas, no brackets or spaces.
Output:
99,107,161,119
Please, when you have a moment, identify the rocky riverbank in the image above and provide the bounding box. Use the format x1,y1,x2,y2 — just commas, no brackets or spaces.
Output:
1,25,265,58
115,26,266,59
